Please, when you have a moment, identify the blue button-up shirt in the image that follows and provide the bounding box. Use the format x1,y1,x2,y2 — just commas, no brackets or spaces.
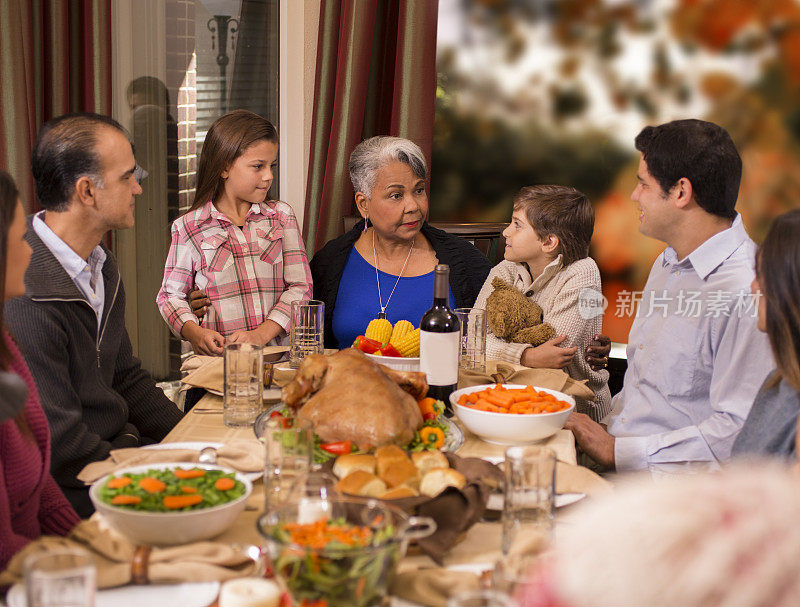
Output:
32,212,107,328
605,214,774,474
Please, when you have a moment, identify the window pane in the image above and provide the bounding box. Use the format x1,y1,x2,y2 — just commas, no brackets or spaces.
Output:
112,0,279,378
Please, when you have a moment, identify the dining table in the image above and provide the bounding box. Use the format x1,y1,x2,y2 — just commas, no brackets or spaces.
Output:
160,385,605,582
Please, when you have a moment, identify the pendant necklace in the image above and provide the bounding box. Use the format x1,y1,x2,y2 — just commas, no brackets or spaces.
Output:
373,229,414,319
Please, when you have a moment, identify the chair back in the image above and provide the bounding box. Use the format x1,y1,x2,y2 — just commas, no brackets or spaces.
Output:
341,217,507,265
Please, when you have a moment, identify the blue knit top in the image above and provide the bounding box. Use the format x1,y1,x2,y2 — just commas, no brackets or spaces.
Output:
331,247,456,348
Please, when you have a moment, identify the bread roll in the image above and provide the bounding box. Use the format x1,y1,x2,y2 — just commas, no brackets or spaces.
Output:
375,445,410,476
419,468,467,497
333,454,376,479
380,486,418,500
335,470,387,498
380,458,420,490
411,450,449,476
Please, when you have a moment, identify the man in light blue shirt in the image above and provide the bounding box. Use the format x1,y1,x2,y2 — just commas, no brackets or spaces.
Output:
565,119,773,474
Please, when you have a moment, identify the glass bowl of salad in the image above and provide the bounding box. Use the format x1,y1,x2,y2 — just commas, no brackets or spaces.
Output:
257,496,436,607
89,462,252,546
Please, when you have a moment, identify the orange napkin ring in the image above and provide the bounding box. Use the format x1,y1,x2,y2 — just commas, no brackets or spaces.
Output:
131,546,152,585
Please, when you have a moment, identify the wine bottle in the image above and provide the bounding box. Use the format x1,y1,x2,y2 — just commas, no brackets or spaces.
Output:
420,264,461,416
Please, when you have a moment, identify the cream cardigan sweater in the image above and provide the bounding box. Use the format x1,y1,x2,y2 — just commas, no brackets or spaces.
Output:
474,256,612,420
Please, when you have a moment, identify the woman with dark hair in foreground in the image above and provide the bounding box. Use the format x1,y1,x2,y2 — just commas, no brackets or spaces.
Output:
0,170,79,570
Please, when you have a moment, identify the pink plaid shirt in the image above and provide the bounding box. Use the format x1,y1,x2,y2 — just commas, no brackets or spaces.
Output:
157,200,313,343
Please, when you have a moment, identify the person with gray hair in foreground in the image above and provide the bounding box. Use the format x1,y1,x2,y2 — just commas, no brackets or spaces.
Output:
309,136,493,349
517,464,800,607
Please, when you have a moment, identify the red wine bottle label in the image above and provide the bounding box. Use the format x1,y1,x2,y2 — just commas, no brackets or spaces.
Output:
420,330,460,385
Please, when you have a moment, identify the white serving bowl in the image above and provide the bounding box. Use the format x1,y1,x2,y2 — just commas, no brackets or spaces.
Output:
450,383,575,444
364,352,420,372
90,462,252,546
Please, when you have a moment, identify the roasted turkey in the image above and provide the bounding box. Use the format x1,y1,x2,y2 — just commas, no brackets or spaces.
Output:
281,349,427,448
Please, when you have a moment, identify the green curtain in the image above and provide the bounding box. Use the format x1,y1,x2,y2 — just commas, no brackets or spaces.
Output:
0,0,112,212
303,0,439,253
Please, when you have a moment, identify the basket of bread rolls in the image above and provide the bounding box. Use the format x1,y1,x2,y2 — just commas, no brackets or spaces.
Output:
333,445,468,500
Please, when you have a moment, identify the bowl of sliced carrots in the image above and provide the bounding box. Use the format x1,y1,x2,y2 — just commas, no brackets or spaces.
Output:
89,462,253,546
450,383,575,444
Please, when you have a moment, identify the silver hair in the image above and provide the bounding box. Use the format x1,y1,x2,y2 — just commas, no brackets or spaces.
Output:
348,136,427,196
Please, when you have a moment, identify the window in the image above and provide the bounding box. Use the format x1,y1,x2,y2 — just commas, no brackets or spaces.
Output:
111,0,279,379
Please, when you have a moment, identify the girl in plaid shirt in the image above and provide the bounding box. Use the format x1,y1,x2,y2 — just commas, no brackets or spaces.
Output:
157,110,313,355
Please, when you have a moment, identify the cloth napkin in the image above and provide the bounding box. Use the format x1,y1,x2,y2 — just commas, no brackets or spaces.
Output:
0,519,258,589
181,351,307,392
459,361,596,401
358,454,503,565
76,439,265,484
390,568,483,607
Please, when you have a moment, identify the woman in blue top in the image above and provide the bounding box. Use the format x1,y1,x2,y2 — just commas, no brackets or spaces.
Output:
310,137,490,349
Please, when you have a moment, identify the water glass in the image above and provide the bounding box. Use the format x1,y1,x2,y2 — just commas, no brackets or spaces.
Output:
289,300,325,369
25,548,96,607
454,308,487,373
446,589,516,607
493,552,542,600
263,417,313,511
223,343,264,427
501,446,556,555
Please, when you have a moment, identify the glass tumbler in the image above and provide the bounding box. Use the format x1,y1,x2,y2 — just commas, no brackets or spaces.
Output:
25,547,96,607
289,300,325,369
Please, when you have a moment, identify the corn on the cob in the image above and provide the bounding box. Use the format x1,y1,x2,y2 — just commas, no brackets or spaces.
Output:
389,320,415,346
393,328,420,357
364,318,393,343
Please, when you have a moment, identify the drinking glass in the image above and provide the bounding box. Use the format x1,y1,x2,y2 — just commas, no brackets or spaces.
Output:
446,589,516,607
289,300,325,369
24,548,96,607
454,308,487,373
223,343,264,427
263,417,313,511
501,446,556,555
492,552,543,600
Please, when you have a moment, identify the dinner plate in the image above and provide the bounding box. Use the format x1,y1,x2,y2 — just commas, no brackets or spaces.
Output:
203,387,282,402
485,491,586,511
143,441,262,482
260,403,465,453
7,581,220,607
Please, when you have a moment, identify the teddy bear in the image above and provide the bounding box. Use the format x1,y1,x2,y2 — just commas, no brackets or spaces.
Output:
485,277,556,346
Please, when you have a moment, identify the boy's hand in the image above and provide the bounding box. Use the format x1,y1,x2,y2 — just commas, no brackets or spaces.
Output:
521,335,577,369
188,288,211,320
586,333,611,371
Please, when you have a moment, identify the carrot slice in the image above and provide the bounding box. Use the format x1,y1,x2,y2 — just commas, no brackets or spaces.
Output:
181,486,198,493
111,494,141,505
215,477,236,491
174,468,206,479
108,476,132,489
163,494,203,509
138,477,166,493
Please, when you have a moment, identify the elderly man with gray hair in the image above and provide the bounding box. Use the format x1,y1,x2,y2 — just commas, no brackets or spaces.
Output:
309,136,492,349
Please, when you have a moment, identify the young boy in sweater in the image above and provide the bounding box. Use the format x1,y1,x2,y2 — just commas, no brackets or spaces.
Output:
473,185,611,420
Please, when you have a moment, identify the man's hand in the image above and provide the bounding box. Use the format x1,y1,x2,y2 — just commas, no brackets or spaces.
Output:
521,335,577,369
564,412,615,470
188,288,210,320
586,333,611,371
181,321,225,355
227,329,265,346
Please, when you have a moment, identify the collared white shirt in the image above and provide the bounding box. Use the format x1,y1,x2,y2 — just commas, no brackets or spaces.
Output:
32,211,107,327
604,214,774,474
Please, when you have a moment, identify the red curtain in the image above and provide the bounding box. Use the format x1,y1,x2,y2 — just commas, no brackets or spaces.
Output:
303,0,439,253
0,0,112,212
